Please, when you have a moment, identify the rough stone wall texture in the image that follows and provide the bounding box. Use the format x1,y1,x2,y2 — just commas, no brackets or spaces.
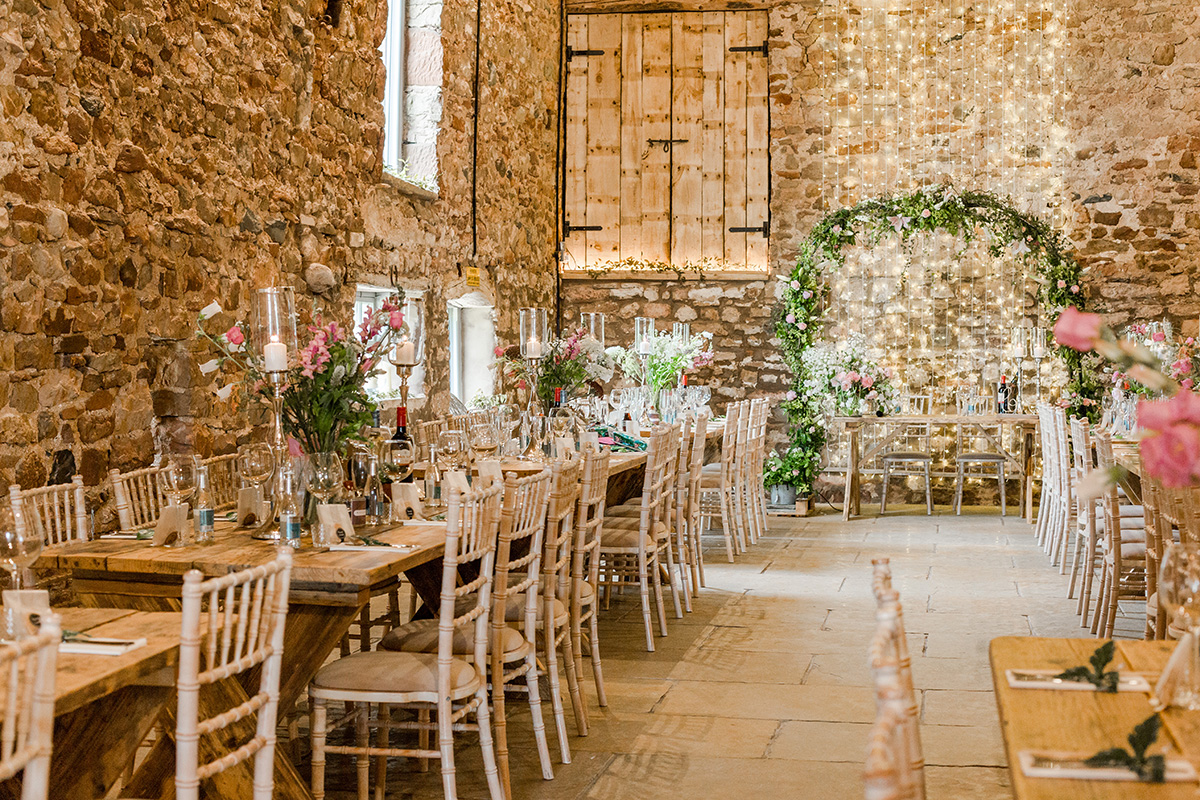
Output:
0,0,560,523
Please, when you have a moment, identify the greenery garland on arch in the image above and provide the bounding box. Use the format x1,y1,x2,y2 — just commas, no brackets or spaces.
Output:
773,184,1104,495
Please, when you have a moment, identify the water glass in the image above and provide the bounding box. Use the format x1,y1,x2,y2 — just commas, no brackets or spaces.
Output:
348,448,372,497
1159,543,1200,709
437,430,468,472
309,452,343,547
522,414,549,462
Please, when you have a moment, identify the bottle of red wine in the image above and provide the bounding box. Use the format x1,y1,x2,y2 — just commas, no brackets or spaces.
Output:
996,376,1009,414
390,406,414,484
552,387,563,408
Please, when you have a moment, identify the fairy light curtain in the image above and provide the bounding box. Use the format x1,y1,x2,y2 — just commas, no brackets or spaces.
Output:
814,0,1070,409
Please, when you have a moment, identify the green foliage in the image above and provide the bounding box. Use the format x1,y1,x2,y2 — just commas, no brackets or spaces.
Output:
1085,715,1166,783
1054,640,1119,693
773,184,1104,478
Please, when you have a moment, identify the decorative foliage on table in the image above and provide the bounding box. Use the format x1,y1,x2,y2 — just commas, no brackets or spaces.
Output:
1084,714,1166,783
573,255,748,279
195,296,407,454
1108,322,1200,396
607,329,714,394
774,184,1101,482
494,327,615,410
1054,641,1120,693
798,335,897,418
1055,307,1200,490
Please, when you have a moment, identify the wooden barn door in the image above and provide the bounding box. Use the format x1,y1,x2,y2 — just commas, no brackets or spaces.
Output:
564,11,769,272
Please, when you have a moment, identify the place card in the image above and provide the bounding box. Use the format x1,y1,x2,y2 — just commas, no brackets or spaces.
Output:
60,635,148,656
444,471,471,497
317,504,356,543
236,487,269,527
475,461,503,487
152,504,190,546
1005,669,1151,693
1,590,50,640
1018,750,1196,782
392,483,423,521
554,436,575,459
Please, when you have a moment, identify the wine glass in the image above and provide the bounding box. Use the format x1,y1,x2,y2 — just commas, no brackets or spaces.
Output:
548,407,575,456
164,456,198,507
1159,542,1200,709
0,505,41,591
238,443,275,488
522,414,549,462
496,403,521,455
469,423,500,464
349,448,372,498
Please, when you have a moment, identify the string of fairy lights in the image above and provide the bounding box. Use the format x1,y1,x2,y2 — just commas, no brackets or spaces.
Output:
815,0,1071,475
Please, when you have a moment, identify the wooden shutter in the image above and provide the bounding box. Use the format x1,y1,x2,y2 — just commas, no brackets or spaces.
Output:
564,10,769,272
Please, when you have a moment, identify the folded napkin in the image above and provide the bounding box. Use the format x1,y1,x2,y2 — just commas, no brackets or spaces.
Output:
328,543,417,554
444,470,471,496
60,635,147,656
1006,669,1151,693
1018,750,1196,782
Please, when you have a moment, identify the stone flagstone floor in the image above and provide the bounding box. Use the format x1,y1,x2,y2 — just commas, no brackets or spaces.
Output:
316,505,1140,799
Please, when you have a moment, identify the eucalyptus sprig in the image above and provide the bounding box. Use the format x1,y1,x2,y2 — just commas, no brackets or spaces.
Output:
1055,640,1120,693
1084,714,1166,783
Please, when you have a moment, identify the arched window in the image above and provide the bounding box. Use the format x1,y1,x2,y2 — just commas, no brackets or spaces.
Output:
380,0,442,191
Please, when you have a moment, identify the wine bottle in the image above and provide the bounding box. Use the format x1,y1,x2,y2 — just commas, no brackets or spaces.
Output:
277,462,302,549
552,387,563,408
193,465,214,545
996,376,1009,414
392,407,414,483
364,454,386,526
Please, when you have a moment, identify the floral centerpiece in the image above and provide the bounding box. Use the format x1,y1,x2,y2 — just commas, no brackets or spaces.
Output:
607,329,714,393
1055,307,1200,489
1107,321,1199,396
495,327,615,411
799,335,896,417
195,295,407,454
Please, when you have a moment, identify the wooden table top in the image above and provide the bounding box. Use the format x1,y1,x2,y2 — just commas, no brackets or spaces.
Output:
990,636,1200,799
1111,439,1142,477
25,608,182,717
836,413,1039,425
38,519,448,592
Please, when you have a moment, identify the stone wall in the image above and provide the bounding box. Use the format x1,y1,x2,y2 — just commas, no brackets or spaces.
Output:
0,0,561,523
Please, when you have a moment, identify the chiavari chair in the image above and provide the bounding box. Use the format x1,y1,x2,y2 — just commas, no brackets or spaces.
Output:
109,464,168,533
682,411,710,593
1033,402,1061,551
1092,434,1148,638
313,485,504,800
600,425,684,651
198,452,239,511
1141,473,1173,639
698,401,745,561
0,613,60,800
169,549,293,800
571,445,610,710
865,676,920,800
10,476,88,546
953,398,1008,516
879,395,934,516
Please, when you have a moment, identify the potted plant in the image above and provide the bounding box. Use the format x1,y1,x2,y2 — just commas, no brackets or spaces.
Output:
763,422,825,514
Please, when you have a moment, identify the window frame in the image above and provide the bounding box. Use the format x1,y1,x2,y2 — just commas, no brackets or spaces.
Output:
380,0,407,171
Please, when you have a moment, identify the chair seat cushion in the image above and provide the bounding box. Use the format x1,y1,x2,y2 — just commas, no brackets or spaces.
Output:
881,451,932,461
956,453,1006,462
379,618,530,659
607,503,646,518
601,516,668,548
700,463,722,475
503,593,569,627
312,651,482,695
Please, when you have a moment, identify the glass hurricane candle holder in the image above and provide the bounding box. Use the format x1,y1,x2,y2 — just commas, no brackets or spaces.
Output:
520,307,549,360
673,322,690,342
252,286,297,373
581,312,605,347
634,317,655,356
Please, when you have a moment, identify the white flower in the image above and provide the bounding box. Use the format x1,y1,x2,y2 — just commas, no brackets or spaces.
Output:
332,364,347,383
1009,239,1031,256
1075,466,1118,503
215,384,234,401
199,301,222,319
199,358,221,375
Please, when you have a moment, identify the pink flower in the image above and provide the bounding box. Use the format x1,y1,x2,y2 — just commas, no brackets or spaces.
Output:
790,280,801,290
866,390,878,399
1140,422,1200,487
1139,392,1200,431
831,225,842,234
786,390,797,400
1056,279,1067,289
517,379,528,390
861,375,875,389
225,325,244,345
802,291,812,300
834,372,846,383
1070,285,1079,293
921,209,931,218
287,437,304,457
847,371,860,383
785,313,796,324
1187,338,1195,345
1184,378,1196,390
798,322,807,330
1173,359,1192,376
1153,332,1167,342
1053,307,1103,352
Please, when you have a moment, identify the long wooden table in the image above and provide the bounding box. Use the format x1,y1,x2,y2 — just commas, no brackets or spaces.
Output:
37,520,447,800
837,414,1039,522
0,608,183,800
991,636,1200,799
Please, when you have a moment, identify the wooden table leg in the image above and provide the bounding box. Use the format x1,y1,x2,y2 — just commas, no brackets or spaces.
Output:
1023,428,1036,524
843,423,860,521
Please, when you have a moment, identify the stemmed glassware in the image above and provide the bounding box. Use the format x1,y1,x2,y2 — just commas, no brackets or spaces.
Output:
0,505,41,591
548,407,575,455
163,456,198,547
496,403,521,456
349,448,372,499
237,443,275,532
308,453,343,546
1159,542,1200,709
437,430,468,473
522,414,549,462
469,423,500,464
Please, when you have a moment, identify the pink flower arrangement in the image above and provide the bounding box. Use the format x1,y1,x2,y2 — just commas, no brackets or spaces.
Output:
1139,392,1200,487
1053,307,1104,352
225,325,244,346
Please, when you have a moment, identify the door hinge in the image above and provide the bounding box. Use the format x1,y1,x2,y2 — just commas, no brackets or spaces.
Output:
647,138,689,152
729,41,768,57
566,46,606,61
729,221,769,238
564,221,604,236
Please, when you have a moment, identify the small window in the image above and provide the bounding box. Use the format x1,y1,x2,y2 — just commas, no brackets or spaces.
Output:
447,296,496,407
354,285,426,400
380,0,442,191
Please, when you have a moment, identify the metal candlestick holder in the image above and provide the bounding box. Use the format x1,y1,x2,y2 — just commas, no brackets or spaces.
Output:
251,369,289,541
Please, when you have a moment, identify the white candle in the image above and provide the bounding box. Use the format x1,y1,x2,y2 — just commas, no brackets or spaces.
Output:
394,340,416,364
264,337,288,372
526,338,543,359
638,339,652,356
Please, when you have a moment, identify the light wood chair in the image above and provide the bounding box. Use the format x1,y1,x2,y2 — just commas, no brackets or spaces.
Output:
572,446,611,712
0,612,60,800
198,453,239,511
698,401,745,561
680,412,710,595
879,396,934,515
174,549,293,800
313,484,504,800
865,675,920,800
10,476,88,546
1092,434,1148,639
953,402,1008,516
110,464,168,533
1033,402,1061,551
738,400,768,546
1141,473,1174,640
600,425,684,651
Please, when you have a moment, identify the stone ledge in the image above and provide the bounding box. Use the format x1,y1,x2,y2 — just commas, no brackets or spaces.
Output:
379,172,438,202
560,269,774,283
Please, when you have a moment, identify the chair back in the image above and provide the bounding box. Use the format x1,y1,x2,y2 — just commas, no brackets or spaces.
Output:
636,427,678,542
110,464,168,532
10,477,88,546
175,549,293,800
869,574,924,800
544,456,584,620
199,453,239,511
573,447,611,613
887,396,933,457
684,412,710,538
444,482,503,671
492,469,553,663
864,676,919,800
416,419,448,462
719,401,743,486
0,613,60,800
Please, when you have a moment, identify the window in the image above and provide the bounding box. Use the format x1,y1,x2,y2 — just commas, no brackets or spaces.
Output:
447,295,496,407
380,0,442,190
354,285,426,400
